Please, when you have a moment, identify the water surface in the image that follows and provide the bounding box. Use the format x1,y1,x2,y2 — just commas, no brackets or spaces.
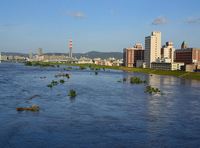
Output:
0,63,200,148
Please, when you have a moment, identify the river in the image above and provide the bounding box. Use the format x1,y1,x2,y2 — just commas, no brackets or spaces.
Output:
0,63,200,148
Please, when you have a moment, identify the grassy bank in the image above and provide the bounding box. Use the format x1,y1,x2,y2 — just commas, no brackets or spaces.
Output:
67,63,200,80
24,62,200,80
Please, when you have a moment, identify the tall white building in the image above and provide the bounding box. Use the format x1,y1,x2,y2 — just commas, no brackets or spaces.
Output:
161,42,175,63
144,31,161,68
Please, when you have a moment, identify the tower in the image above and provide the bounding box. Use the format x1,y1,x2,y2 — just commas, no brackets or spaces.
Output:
181,41,188,49
0,52,1,63
69,39,73,58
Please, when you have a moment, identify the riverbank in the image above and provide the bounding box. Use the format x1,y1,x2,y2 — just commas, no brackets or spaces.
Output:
68,64,200,81
24,62,200,80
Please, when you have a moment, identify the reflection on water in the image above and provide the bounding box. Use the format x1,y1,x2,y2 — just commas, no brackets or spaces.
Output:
0,63,200,148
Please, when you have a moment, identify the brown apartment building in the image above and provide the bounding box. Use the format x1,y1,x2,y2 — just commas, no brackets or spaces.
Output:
175,48,200,64
123,43,144,67
174,42,200,71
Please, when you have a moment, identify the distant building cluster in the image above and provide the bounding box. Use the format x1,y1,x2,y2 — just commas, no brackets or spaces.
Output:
123,31,200,72
1,33,200,72
0,53,26,62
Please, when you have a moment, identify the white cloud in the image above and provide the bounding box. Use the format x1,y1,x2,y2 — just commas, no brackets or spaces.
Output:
152,17,168,25
67,11,86,19
185,17,200,24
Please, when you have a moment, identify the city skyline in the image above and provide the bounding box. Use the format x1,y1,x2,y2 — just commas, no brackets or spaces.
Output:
0,0,200,53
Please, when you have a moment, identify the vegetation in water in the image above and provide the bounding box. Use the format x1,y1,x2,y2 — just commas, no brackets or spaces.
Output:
68,89,77,98
47,80,59,88
130,77,146,84
123,78,127,82
64,67,73,71
65,73,70,79
59,79,65,84
25,61,55,67
51,80,58,85
95,68,101,71
25,61,33,66
47,84,53,88
55,73,70,79
95,71,98,75
79,66,87,70
145,85,161,94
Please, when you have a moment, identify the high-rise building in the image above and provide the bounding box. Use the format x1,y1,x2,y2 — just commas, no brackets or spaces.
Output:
37,48,43,56
144,31,161,68
123,43,144,67
161,42,175,63
29,51,33,59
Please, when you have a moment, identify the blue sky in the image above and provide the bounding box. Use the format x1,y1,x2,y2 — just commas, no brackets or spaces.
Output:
0,0,200,53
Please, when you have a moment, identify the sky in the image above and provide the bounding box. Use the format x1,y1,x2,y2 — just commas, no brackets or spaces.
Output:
0,0,200,53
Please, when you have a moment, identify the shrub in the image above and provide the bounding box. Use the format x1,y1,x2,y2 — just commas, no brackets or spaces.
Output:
68,89,77,98
79,66,86,70
130,77,146,84
65,73,70,79
47,80,58,88
47,84,53,88
123,78,127,82
59,79,65,84
51,80,58,86
25,61,32,66
145,85,161,94
55,73,70,79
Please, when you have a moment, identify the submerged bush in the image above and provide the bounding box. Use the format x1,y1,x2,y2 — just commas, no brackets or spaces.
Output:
25,61,55,67
51,80,58,85
47,84,53,88
65,73,70,79
68,89,77,98
130,77,146,84
123,78,127,82
59,79,65,84
145,85,161,94
25,61,32,66
90,67,95,71
95,68,100,71
79,66,86,70
64,67,72,71
47,80,58,88
55,73,70,79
